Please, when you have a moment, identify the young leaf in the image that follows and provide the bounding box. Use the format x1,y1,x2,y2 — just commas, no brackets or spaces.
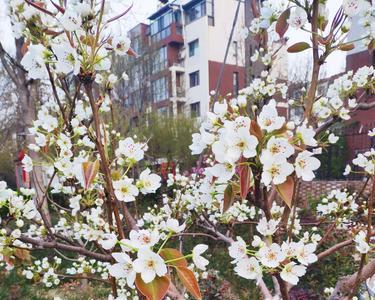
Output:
127,47,138,57
159,248,187,267
176,266,202,300
287,42,311,53
240,165,251,200
276,8,290,38
82,160,100,190
250,120,263,142
223,184,235,212
135,274,170,300
338,43,355,51
276,176,295,208
14,249,31,262
368,39,375,50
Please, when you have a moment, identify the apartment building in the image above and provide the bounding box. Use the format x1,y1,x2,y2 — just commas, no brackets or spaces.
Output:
119,0,246,121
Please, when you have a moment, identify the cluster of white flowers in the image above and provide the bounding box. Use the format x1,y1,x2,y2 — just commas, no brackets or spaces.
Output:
247,0,285,33
22,257,62,287
191,98,322,189
66,257,110,280
345,147,375,176
343,0,375,46
313,66,375,122
316,189,359,224
9,0,131,80
108,237,208,285
354,230,372,254
0,182,39,222
228,221,318,285
238,71,288,101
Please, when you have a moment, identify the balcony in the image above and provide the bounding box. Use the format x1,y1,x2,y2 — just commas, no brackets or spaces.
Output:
176,87,185,98
150,22,184,46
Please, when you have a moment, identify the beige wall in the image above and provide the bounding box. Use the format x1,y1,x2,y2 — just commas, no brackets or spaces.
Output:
207,0,246,67
184,16,211,114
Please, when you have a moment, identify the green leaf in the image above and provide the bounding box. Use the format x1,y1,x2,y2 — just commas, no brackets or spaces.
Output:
159,248,187,267
135,274,170,300
176,266,202,300
276,176,295,208
276,8,290,38
287,42,311,53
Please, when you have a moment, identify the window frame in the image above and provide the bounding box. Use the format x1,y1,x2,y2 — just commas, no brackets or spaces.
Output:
188,39,199,57
189,71,200,87
190,102,201,117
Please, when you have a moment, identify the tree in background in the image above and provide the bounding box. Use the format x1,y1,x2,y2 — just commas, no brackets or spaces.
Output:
132,112,198,171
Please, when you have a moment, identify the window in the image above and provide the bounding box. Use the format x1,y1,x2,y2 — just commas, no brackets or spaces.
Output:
157,106,169,116
207,0,215,26
152,77,169,102
233,72,239,96
186,1,206,24
150,10,182,42
190,102,200,117
151,46,168,74
189,71,200,87
188,39,199,57
151,11,173,35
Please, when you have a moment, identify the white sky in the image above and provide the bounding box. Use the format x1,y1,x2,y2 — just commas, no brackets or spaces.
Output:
0,0,355,78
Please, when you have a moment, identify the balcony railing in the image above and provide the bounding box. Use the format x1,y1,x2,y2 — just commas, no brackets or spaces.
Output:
176,87,185,98
150,22,183,45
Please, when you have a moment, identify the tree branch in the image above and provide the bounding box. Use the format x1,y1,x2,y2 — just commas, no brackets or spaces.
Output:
329,259,375,300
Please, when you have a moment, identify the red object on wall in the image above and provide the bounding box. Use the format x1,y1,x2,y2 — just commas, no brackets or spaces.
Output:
160,161,176,180
15,150,30,189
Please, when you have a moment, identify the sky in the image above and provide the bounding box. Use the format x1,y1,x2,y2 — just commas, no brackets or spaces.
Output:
0,0,356,78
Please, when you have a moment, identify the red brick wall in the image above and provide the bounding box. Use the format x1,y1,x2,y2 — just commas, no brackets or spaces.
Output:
208,61,246,97
296,180,371,207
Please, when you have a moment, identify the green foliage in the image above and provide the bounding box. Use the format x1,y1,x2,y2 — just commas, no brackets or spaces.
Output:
300,236,356,296
316,135,347,180
0,268,110,300
131,113,199,170
0,139,16,189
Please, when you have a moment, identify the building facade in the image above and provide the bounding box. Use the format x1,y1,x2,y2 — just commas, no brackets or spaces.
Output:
119,0,247,121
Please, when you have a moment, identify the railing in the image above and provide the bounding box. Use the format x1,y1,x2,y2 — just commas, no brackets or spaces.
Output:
150,23,183,44
176,87,185,97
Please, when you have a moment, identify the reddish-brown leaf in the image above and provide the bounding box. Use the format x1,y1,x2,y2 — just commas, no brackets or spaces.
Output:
127,47,138,56
276,176,295,208
240,165,251,200
14,249,31,262
223,184,235,213
159,248,187,267
176,266,202,300
287,42,311,53
21,40,30,56
135,274,170,300
338,43,355,51
368,39,375,51
82,160,100,190
276,8,290,38
250,120,263,143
